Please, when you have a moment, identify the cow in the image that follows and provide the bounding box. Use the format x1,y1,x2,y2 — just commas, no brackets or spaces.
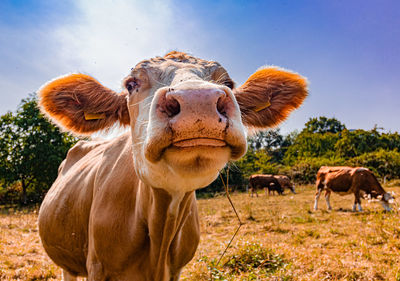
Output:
248,174,284,197
37,51,307,281
274,175,296,194
314,166,393,212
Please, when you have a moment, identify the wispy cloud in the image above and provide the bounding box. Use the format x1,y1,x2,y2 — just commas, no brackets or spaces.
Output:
54,0,174,89
0,0,208,112
52,0,212,90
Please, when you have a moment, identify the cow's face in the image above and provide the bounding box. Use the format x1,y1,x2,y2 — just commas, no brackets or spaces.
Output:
125,53,248,191
38,52,307,193
381,192,394,211
289,184,296,194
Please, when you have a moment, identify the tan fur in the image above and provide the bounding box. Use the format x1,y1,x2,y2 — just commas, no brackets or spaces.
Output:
37,52,308,280
39,134,199,280
39,74,130,135
234,67,308,128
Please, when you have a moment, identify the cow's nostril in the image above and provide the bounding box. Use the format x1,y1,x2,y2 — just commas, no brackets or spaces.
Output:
165,96,180,117
217,96,227,117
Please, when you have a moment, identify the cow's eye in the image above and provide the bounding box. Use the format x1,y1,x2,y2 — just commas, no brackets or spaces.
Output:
222,80,234,89
125,78,140,94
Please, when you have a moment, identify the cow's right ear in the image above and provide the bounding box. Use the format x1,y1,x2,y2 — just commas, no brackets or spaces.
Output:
38,74,130,135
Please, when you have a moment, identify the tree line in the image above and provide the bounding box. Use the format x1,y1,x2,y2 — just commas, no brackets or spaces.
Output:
1,97,399,204
203,117,400,196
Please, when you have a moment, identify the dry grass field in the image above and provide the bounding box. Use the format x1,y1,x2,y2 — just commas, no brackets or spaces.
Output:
1,185,400,280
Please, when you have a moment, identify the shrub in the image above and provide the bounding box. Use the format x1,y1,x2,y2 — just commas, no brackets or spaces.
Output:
199,242,289,280
348,149,400,179
223,242,288,275
285,157,346,184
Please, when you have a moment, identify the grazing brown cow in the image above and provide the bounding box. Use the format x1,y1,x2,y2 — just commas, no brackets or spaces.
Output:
248,174,283,197
274,175,296,194
314,166,393,212
248,174,295,197
38,51,307,281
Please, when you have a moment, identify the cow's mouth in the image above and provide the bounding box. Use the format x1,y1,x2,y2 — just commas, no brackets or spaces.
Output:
144,129,246,163
173,138,226,148
162,137,231,173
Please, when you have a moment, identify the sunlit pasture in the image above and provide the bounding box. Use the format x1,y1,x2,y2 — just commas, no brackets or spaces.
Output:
1,185,400,280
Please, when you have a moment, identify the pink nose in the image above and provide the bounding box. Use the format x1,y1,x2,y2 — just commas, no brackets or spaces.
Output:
165,88,227,117
157,87,234,140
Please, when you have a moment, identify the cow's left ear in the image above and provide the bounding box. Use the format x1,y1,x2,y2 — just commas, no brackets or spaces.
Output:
233,67,308,130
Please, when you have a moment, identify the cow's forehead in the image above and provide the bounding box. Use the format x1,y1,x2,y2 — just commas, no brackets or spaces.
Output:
136,51,219,68
132,52,222,79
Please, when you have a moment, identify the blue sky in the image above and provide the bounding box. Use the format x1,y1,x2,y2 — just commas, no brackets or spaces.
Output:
1,0,399,134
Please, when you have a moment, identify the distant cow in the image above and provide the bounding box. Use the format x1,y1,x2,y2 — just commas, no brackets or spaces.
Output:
314,166,393,212
274,175,296,194
249,174,283,197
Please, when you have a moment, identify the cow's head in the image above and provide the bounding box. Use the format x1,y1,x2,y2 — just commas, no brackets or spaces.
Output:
367,191,394,211
39,52,307,193
381,192,394,211
289,184,296,194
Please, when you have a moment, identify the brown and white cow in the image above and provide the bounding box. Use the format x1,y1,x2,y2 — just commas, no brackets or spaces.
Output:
37,51,307,280
314,166,393,212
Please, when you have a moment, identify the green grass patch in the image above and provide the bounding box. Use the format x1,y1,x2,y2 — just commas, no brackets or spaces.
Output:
199,242,289,280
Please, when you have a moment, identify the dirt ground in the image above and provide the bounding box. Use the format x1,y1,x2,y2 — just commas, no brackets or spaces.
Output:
1,185,399,280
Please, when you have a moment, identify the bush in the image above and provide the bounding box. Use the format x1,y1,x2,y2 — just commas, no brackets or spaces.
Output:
285,157,346,184
348,149,400,179
223,242,287,275
199,242,289,280
0,182,21,205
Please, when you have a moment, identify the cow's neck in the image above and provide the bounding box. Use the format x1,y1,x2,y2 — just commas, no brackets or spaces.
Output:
139,183,197,280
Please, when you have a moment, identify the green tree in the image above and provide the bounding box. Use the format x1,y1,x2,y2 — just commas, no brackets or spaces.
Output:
334,127,400,158
379,131,400,151
235,147,278,178
304,117,346,134
0,95,78,205
201,116,400,193
248,129,283,151
283,132,340,164
247,129,297,163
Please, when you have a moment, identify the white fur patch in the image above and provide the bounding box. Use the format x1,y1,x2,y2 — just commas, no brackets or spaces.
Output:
314,190,321,210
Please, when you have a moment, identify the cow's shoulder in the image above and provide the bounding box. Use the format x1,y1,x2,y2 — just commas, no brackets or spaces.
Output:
351,167,374,180
91,132,136,192
68,138,108,160
250,174,262,179
353,167,369,174
59,138,109,175
317,166,329,174
251,174,273,179
59,132,132,176
318,166,353,175
275,175,290,184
